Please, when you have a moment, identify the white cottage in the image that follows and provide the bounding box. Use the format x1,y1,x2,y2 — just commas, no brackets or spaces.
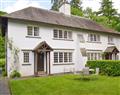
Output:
1,2,120,77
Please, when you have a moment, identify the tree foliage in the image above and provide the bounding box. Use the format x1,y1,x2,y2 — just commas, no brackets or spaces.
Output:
0,11,7,58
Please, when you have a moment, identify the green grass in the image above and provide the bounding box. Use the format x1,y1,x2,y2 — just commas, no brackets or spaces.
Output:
10,75,120,95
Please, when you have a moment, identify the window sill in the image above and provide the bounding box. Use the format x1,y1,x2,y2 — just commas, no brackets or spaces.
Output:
53,63,74,65
87,41,101,43
53,38,73,41
108,43,114,45
22,64,31,66
26,36,41,39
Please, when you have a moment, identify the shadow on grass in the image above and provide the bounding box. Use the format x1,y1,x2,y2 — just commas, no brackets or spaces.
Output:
73,76,98,81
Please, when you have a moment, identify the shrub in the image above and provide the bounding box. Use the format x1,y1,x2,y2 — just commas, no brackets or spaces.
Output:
10,70,21,78
0,59,5,67
86,60,120,76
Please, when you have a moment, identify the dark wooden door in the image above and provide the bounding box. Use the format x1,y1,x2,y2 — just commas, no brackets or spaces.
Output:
37,53,44,71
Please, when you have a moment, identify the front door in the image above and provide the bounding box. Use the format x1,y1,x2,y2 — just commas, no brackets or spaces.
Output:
37,52,44,71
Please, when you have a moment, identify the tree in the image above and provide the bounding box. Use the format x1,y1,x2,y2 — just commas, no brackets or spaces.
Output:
0,11,7,58
51,0,63,11
97,0,118,23
70,0,82,10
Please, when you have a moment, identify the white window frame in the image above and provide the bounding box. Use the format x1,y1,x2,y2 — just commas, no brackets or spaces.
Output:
88,33,100,42
27,25,40,37
108,36,114,44
23,51,30,63
53,50,73,64
53,29,73,40
87,50,102,60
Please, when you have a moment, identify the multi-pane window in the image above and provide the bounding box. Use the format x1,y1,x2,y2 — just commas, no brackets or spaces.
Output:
54,52,73,63
27,26,33,36
27,26,39,36
54,52,58,63
34,27,39,36
108,36,114,44
88,34,100,42
53,29,58,38
53,29,72,40
87,52,102,60
23,52,29,63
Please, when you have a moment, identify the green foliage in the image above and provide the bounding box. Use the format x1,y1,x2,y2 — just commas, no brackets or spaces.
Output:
71,6,83,16
70,0,82,10
0,36,5,58
0,59,5,67
86,60,120,76
10,70,21,78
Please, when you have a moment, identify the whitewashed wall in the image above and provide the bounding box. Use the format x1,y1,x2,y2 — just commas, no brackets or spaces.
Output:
7,19,120,77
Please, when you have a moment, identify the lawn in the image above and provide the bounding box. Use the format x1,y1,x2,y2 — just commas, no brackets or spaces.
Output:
10,74,120,95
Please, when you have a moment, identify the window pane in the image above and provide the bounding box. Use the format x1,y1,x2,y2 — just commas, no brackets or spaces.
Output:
53,29,58,38
69,52,72,62
59,52,63,63
27,26,32,36
68,32,72,39
59,30,63,38
34,27,39,36
64,52,68,62
54,52,58,63
23,52,29,63
64,31,67,39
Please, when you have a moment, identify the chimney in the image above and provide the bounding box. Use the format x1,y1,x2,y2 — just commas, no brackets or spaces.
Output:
59,0,71,15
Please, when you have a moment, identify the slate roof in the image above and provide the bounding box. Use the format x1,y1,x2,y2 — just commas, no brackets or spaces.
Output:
2,7,120,35
104,46,119,53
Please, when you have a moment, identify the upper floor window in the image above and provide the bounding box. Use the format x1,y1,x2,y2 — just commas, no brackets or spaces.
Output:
53,29,72,40
108,36,114,44
27,26,39,36
88,34,100,42
78,34,85,42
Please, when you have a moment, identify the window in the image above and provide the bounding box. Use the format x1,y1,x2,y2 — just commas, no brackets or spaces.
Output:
108,36,114,44
27,26,39,37
88,34,100,42
53,29,72,40
87,51,102,60
54,52,58,63
23,52,29,63
53,29,58,38
59,30,63,38
34,27,39,36
68,32,72,39
27,26,33,36
59,52,63,62
78,35,85,42
54,52,73,64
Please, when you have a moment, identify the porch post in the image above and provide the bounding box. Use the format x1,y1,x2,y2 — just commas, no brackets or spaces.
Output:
49,52,51,74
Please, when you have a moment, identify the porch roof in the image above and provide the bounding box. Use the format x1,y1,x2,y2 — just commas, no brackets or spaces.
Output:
34,41,53,52
104,46,119,53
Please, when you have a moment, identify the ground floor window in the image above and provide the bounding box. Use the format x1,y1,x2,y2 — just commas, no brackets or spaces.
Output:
23,52,30,63
54,51,73,64
87,51,102,60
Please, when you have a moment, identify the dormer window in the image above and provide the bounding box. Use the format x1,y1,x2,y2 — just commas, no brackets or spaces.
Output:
27,26,39,37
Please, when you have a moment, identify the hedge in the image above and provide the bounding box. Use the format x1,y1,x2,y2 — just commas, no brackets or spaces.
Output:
86,60,120,76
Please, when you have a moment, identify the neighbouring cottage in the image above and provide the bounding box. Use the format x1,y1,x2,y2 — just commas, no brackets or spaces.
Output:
0,1,120,77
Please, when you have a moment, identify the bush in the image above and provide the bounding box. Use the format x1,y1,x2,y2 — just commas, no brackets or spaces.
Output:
0,59,5,67
86,60,120,76
10,70,21,78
